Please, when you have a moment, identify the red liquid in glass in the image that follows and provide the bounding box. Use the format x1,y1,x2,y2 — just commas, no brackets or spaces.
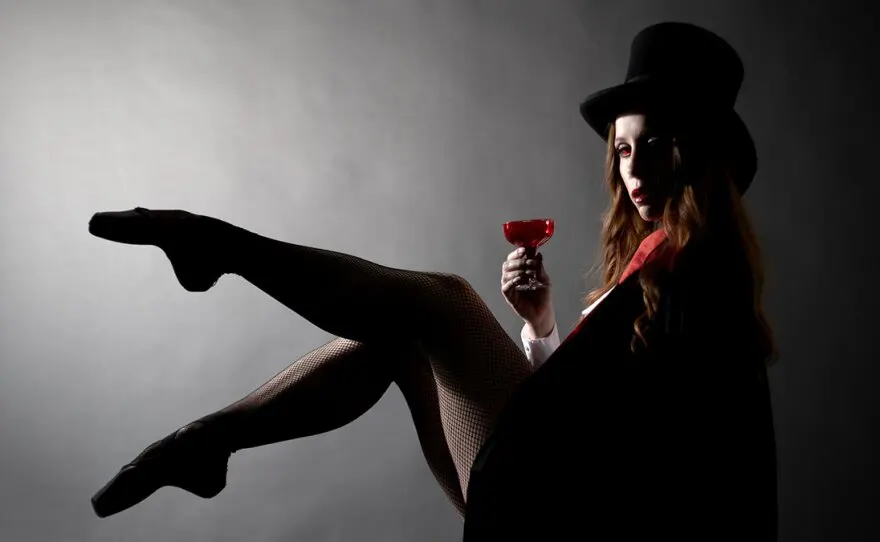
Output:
503,219,555,249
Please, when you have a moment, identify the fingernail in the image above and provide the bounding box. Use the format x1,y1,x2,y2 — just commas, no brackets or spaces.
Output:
518,248,525,255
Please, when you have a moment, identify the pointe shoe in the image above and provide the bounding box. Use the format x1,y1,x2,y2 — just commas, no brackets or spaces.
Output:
91,423,231,518
88,207,225,292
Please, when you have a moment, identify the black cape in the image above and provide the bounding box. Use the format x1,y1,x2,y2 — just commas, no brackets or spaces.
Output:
463,237,778,541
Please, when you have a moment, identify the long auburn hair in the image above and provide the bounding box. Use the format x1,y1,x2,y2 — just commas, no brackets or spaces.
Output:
580,117,778,367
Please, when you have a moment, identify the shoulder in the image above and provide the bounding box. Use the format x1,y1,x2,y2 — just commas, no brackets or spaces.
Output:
660,229,756,341
673,228,743,271
667,229,751,296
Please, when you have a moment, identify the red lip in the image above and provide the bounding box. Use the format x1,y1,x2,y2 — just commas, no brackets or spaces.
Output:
631,187,655,204
631,187,649,199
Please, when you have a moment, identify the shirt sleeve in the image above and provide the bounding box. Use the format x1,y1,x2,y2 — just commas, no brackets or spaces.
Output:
520,322,561,369
520,307,591,369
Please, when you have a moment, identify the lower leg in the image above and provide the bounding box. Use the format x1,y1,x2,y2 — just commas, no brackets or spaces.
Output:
198,337,466,513
194,337,396,452
197,336,466,513
221,223,458,346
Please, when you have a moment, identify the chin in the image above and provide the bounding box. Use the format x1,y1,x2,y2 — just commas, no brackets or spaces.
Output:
637,207,662,222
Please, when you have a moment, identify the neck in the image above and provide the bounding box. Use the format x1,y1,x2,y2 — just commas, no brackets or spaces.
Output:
647,220,663,233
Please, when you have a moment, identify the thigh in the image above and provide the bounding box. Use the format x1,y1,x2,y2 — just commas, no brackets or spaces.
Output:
387,342,467,516
415,273,534,496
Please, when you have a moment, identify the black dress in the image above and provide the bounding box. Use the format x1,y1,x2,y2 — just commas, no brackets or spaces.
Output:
463,236,778,541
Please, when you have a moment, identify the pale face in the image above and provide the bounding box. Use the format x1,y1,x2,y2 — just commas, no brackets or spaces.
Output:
613,113,676,222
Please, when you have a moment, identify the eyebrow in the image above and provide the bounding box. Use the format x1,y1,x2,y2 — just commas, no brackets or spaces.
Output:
614,130,660,145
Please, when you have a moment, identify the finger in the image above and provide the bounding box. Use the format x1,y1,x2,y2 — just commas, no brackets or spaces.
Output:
501,275,523,293
537,267,550,281
535,256,547,274
537,268,551,285
504,258,527,272
506,247,526,261
502,270,526,283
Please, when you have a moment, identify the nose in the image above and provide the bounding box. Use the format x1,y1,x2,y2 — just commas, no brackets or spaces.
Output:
628,147,650,182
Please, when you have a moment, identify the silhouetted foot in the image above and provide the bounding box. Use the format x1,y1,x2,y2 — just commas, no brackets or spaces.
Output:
88,207,227,292
91,422,231,518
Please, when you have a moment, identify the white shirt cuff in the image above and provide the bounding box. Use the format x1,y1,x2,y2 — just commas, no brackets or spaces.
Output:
520,322,562,369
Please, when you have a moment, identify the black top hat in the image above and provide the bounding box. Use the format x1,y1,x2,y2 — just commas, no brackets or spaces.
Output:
579,22,757,194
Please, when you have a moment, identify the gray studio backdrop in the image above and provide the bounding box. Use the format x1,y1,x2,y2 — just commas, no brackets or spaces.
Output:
1,1,877,541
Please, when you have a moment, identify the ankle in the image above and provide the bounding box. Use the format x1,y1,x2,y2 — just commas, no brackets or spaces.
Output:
201,217,253,277
175,420,229,453
187,413,245,453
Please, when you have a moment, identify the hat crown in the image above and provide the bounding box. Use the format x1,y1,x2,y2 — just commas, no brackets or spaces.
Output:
625,22,744,110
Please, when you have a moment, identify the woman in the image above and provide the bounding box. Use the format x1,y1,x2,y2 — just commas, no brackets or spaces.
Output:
89,22,777,537
465,22,778,540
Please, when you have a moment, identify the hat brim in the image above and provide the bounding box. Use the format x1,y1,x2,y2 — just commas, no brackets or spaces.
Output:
579,76,756,194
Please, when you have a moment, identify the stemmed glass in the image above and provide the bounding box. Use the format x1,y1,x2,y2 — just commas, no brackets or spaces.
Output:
502,218,555,290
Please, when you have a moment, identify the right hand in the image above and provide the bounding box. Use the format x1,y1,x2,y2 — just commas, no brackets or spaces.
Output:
501,247,554,328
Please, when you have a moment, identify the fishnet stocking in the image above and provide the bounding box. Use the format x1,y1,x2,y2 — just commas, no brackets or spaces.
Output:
196,221,534,512
195,337,467,514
